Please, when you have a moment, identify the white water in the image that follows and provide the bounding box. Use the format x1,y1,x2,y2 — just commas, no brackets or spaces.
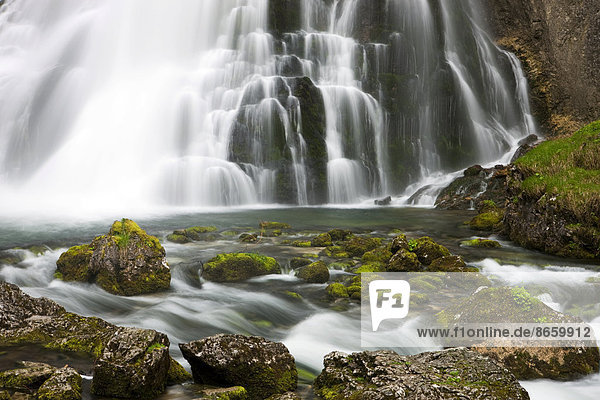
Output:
0,0,536,212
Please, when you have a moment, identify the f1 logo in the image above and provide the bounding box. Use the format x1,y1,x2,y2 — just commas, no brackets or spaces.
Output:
369,280,411,331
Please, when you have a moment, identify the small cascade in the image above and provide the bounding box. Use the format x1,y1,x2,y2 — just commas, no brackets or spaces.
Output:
0,0,537,212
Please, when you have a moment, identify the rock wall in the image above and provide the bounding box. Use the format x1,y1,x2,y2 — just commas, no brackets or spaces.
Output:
482,0,600,136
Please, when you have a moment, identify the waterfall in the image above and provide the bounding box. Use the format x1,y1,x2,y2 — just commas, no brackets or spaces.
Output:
0,0,536,212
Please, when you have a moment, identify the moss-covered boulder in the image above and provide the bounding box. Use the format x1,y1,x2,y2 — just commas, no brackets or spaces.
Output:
166,232,190,244
179,334,297,400
428,255,478,272
91,327,170,398
469,200,504,231
37,366,82,400
0,361,56,392
289,257,312,270
259,222,292,230
390,234,409,253
314,348,529,399
361,246,393,264
311,233,332,247
203,253,281,282
461,238,502,248
239,233,258,243
56,219,171,296
409,237,451,265
323,246,349,258
0,282,173,398
437,287,600,380
295,261,329,283
327,229,353,241
387,249,420,272
326,283,349,299
343,236,381,257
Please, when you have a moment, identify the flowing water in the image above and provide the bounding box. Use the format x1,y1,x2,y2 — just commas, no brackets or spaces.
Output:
1,208,599,399
0,0,535,211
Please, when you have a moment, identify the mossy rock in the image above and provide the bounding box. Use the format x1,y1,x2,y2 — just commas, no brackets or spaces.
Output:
327,229,353,241
263,229,283,238
289,257,312,270
390,234,409,253
166,233,191,244
388,249,420,272
56,219,171,296
167,357,192,385
292,241,311,248
354,262,385,273
343,237,382,257
311,233,333,247
239,233,258,243
199,386,249,400
469,210,504,231
185,226,218,240
409,237,451,265
323,246,349,258
326,283,349,299
461,238,502,248
296,261,329,283
428,256,478,272
284,291,303,301
361,246,393,264
0,361,56,391
37,366,82,400
259,222,292,230
203,253,281,282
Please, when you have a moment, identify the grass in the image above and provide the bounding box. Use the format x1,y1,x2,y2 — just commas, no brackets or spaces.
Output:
515,121,600,221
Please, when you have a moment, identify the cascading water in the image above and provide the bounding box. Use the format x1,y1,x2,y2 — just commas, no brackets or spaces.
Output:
0,0,536,212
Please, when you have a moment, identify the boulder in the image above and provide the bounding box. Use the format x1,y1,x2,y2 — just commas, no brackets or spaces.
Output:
56,219,171,296
327,229,353,242
409,237,451,265
387,249,420,272
239,233,258,243
197,386,248,399
461,238,502,248
202,253,281,282
361,246,393,264
374,196,392,206
37,366,82,400
326,283,349,299
314,348,530,399
289,257,312,270
179,334,297,400
259,222,291,230
311,233,332,247
437,287,600,380
343,237,381,257
428,255,477,272
0,282,174,398
91,327,170,398
0,362,56,392
295,261,329,283
469,201,504,232
389,234,409,253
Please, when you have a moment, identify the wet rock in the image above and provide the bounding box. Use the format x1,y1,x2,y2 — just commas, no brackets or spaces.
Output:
314,348,530,399
239,233,258,243
91,327,170,398
374,195,392,206
56,219,171,296
390,234,409,253
295,261,329,284
428,255,477,272
327,229,353,242
387,249,420,272
0,282,172,398
289,257,312,270
37,366,82,400
410,237,451,265
311,233,332,247
435,165,509,210
511,134,540,162
166,232,190,244
167,358,192,385
326,283,349,299
196,386,248,400
361,246,393,264
343,236,381,257
179,334,297,400
468,200,504,232
202,253,281,282
0,362,56,391
461,238,502,248
259,222,291,230
438,287,600,380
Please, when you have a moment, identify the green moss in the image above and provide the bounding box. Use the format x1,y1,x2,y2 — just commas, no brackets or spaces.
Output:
167,357,192,385
146,342,167,353
166,233,190,244
586,276,600,284
327,229,353,241
292,240,312,248
361,246,393,264
343,237,382,257
55,244,93,282
354,262,385,273
296,261,330,283
461,238,502,248
410,237,451,265
326,283,349,299
203,253,281,282
259,221,292,230
311,233,333,247
186,226,217,234
469,211,504,231
284,291,303,300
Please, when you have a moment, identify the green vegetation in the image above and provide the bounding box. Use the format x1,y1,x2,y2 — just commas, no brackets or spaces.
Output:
515,121,600,221
461,238,502,248
203,253,281,282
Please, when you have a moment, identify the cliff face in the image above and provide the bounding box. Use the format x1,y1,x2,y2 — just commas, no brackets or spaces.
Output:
482,0,600,136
